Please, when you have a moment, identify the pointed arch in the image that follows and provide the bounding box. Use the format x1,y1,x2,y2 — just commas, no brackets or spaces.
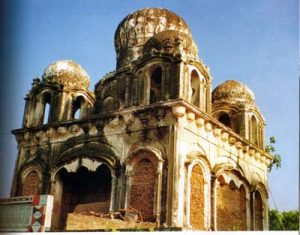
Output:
71,96,85,120
149,65,162,104
190,70,200,107
125,147,164,224
185,155,211,230
19,165,43,196
50,156,116,230
251,182,268,231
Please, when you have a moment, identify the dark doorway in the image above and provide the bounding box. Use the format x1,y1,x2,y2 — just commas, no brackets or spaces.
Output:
58,164,112,229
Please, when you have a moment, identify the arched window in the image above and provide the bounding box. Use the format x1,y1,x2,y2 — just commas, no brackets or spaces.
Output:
191,70,200,107
42,93,51,124
150,67,162,104
72,96,85,120
218,112,231,128
251,116,258,145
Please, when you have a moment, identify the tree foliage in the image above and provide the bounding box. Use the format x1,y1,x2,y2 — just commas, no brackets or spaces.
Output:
269,209,299,230
269,209,284,230
282,210,299,231
265,136,282,172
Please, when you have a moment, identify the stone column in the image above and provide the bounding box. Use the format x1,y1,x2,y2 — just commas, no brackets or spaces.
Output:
185,163,191,228
204,175,211,230
246,190,251,230
155,161,163,226
263,195,269,230
199,82,204,111
124,168,132,210
110,174,117,212
250,191,255,230
210,175,217,231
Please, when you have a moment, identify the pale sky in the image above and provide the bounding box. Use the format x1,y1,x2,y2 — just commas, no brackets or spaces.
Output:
0,0,298,211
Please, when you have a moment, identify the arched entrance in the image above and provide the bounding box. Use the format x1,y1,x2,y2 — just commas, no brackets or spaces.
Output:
190,164,205,230
57,164,112,229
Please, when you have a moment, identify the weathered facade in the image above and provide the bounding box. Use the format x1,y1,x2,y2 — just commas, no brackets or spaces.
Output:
11,8,272,231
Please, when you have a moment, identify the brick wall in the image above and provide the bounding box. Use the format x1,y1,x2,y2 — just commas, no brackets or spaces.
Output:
190,164,205,230
254,190,263,230
21,171,40,196
130,156,157,222
216,180,247,231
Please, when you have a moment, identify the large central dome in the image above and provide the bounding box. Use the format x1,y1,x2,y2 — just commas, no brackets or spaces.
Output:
114,8,198,69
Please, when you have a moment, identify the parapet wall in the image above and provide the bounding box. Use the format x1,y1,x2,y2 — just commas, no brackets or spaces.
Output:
0,195,53,232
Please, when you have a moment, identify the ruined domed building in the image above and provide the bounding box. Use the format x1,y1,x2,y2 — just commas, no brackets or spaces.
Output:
11,8,272,231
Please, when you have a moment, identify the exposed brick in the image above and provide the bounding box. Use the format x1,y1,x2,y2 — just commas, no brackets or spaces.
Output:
216,180,247,231
130,155,157,222
190,164,205,230
65,213,155,231
21,171,40,196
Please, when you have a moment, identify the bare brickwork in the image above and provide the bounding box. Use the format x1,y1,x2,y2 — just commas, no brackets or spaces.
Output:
10,7,271,231
190,164,205,230
21,171,40,196
216,180,247,231
130,154,157,222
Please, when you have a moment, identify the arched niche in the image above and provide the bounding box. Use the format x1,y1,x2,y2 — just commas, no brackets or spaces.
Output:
253,190,263,230
42,92,52,124
33,91,52,126
218,112,231,128
189,164,205,230
185,155,211,230
215,110,240,134
216,173,248,231
102,95,118,112
190,70,200,107
149,66,162,104
20,169,41,196
71,96,85,120
125,149,163,223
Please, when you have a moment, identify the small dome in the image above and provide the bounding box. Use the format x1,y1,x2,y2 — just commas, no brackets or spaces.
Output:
114,8,198,69
144,30,198,60
42,60,90,89
212,80,255,104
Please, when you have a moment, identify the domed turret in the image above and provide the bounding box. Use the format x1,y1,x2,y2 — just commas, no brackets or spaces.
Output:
114,8,198,69
42,60,90,89
212,80,255,104
212,80,265,148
